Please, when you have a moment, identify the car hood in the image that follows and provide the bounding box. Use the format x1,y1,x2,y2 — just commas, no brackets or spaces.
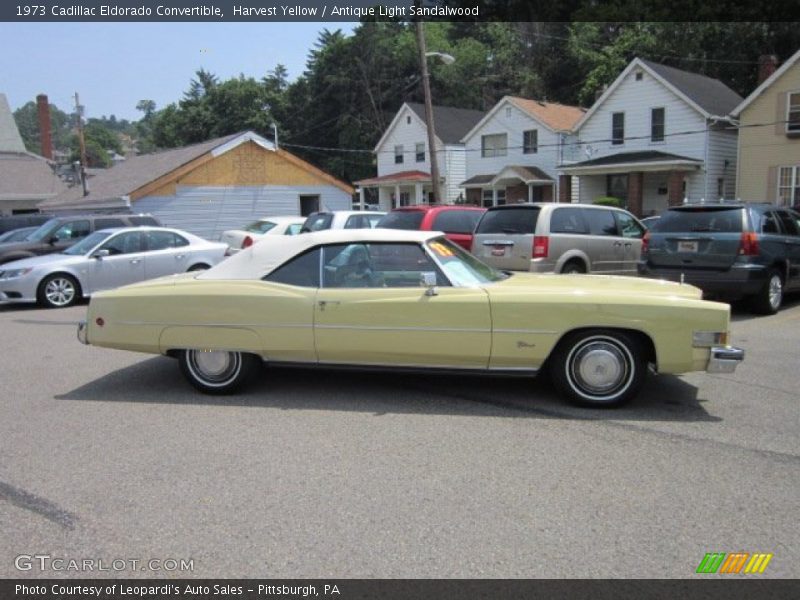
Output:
0,252,87,270
491,272,703,300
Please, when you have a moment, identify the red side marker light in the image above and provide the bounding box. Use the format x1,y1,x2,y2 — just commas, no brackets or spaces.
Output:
95,317,105,327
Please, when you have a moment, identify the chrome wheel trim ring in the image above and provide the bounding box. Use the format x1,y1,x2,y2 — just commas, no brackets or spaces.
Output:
768,275,783,311
45,277,76,306
186,350,242,387
565,336,634,402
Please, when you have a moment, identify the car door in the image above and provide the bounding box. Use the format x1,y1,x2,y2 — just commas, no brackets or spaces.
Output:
775,209,800,291
42,219,92,255
144,230,192,278
313,242,492,368
89,231,146,292
582,208,624,273
613,210,645,274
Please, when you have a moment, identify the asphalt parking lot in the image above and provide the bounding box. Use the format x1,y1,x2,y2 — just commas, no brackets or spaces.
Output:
1,297,798,579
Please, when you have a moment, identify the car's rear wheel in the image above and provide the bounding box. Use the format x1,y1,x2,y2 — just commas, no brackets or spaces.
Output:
561,260,586,274
187,263,210,272
549,330,646,407
751,269,783,315
37,273,81,308
179,349,259,394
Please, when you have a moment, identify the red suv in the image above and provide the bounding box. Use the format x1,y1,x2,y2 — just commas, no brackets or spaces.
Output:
376,205,486,250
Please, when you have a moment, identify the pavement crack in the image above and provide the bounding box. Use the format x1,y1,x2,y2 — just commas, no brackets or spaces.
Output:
0,480,78,530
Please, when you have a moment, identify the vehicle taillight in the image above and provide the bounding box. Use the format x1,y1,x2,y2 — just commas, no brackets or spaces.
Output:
242,236,254,249
739,232,759,256
642,231,650,254
532,235,549,259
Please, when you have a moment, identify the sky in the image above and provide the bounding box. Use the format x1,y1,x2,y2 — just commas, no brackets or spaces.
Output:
0,22,357,122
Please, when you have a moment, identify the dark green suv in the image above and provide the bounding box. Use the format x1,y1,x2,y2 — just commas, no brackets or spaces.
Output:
638,203,800,314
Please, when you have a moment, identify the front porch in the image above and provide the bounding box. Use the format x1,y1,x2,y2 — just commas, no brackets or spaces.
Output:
461,166,554,208
354,170,436,211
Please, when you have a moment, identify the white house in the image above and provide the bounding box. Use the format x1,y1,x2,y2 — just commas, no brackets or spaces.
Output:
559,58,743,216
355,102,484,209
460,96,585,206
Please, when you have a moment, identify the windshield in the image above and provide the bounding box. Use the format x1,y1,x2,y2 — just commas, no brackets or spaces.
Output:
377,211,425,230
25,218,60,242
655,207,743,233
63,231,112,255
426,238,508,286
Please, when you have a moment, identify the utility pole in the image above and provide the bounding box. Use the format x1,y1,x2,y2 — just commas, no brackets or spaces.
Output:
74,92,88,196
415,21,442,204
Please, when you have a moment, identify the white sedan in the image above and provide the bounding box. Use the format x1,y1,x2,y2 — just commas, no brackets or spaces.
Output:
0,227,227,308
220,216,305,254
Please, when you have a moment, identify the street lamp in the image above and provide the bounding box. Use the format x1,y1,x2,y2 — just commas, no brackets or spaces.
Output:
415,22,454,204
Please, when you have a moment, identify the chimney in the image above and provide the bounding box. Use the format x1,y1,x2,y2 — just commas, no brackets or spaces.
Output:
758,55,779,84
36,94,52,159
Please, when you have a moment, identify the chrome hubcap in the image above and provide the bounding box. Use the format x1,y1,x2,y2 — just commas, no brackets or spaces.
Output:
768,275,782,310
45,278,75,306
188,350,241,386
567,337,632,400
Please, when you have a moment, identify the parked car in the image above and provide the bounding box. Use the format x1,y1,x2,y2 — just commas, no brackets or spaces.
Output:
0,226,226,308
0,226,38,244
376,205,486,250
638,202,800,314
640,215,661,229
301,210,385,232
0,214,53,235
472,203,646,274
78,229,743,407
0,214,161,265
220,216,305,255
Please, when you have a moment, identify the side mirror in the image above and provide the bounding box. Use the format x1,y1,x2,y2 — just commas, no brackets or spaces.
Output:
92,249,110,259
420,271,438,296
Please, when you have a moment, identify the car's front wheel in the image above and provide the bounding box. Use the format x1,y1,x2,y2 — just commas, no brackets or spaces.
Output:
38,273,81,308
549,330,646,407
179,349,260,394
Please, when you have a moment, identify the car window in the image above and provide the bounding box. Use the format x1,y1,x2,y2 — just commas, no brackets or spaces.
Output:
322,243,446,289
366,214,384,227
550,207,588,234
100,232,143,255
53,220,91,241
583,209,618,236
614,211,645,239
285,223,303,235
431,210,482,234
63,231,112,255
427,238,507,285
147,230,189,250
476,207,540,234
344,215,368,229
776,210,799,236
303,214,333,232
245,220,276,234
128,216,160,226
761,211,781,234
378,211,425,230
95,218,126,229
264,247,321,287
656,207,743,233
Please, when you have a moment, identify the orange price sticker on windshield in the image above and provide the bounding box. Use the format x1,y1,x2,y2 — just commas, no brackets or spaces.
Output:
429,242,454,257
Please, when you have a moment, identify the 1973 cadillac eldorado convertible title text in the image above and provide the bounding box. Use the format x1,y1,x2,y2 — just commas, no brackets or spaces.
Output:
78,229,744,407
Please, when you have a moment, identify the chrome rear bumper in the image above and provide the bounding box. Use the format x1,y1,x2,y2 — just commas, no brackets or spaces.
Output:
77,320,88,345
706,345,744,374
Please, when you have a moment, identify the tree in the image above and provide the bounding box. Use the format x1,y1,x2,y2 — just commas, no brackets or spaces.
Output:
13,101,72,155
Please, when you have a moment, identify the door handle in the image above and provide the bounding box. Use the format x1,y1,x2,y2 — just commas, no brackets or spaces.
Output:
175,254,185,259
318,300,340,311
613,241,623,247
129,258,141,264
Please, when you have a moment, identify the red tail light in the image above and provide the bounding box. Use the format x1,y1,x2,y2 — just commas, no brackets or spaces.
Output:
739,232,759,256
642,231,650,254
532,235,549,258
242,236,254,249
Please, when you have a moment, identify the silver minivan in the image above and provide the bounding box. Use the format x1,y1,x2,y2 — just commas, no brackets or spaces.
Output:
471,203,645,274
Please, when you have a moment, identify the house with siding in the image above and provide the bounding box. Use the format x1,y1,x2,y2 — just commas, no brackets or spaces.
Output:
0,93,67,215
460,96,585,206
355,102,484,208
39,131,353,240
559,58,743,216
731,50,800,205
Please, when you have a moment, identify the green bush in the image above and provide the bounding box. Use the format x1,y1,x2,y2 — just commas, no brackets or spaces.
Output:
593,196,622,207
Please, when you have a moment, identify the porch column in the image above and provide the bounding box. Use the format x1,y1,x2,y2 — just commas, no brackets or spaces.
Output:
628,172,644,217
558,174,572,203
415,182,423,205
394,184,401,209
492,187,497,207
528,184,533,203
358,187,365,210
668,171,685,207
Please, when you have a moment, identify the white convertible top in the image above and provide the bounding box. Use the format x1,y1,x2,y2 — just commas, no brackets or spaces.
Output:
199,228,441,280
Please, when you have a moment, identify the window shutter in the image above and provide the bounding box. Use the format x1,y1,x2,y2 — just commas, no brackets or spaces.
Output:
776,93,787,135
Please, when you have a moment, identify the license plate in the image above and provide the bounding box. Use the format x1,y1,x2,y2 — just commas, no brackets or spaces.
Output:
491,246,507,257
677,241,698,252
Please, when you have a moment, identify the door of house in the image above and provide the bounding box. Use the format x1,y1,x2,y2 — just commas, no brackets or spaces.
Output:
300,195,320,216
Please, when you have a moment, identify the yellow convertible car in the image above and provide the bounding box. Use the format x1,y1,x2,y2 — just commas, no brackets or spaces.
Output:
77,229,744,407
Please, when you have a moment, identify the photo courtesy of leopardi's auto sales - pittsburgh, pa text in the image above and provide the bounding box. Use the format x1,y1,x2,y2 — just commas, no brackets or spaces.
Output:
30,3,480,18
13,583,336,598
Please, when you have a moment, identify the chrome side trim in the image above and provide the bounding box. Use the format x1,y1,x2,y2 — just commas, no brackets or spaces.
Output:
269,359,539,376
117,321,311,329
494,328,558,335
315,324,490,333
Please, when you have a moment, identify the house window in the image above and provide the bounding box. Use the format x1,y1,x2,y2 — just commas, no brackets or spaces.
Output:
523,130,538,154
606,174,628,205
612,112,625,145
788,92,800,134
481,133,507,158
778,166,800,205
635,71,643,81
505,106,512,118
406,116,411,124
651,107,665,142
415,143,425,162
394,145,404,164
481,189,506,207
